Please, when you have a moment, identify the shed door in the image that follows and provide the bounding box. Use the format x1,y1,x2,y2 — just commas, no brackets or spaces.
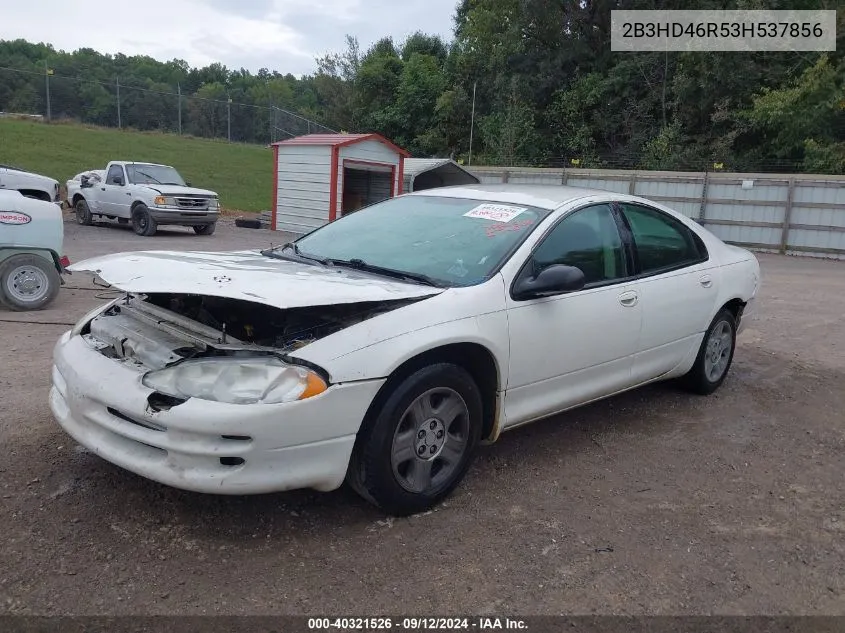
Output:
342,164,393,215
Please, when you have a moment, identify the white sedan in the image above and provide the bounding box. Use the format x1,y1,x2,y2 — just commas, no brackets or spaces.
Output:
50,185,760,515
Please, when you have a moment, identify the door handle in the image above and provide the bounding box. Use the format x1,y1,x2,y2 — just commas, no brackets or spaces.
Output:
699,275,713,288
101,187,106,191
619,291,639,307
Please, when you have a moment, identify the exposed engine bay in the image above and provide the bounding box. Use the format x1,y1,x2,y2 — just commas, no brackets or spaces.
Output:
83,292,417,370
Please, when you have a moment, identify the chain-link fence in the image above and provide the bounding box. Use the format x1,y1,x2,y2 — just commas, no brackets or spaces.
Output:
0,65,335,144
2,64,837,175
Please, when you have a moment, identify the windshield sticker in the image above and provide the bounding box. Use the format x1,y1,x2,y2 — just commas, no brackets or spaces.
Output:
485,218,534,238
464,204,527,223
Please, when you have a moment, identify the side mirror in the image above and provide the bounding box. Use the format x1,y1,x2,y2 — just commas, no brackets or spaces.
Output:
111,176,124,186
80,176,91,188
513,264,585,300
185,181,192,187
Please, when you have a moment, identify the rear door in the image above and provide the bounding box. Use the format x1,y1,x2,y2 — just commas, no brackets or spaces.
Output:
618,203,719,383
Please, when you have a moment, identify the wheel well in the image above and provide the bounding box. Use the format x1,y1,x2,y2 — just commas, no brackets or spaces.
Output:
71,194,85,206
130,200,146,213
721,298,746,321
18,189,51,202
362,343,501,442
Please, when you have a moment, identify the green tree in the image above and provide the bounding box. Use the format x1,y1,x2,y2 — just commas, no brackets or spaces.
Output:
743,55,844,163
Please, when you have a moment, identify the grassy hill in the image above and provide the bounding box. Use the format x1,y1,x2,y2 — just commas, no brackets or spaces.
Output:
0,119,272,212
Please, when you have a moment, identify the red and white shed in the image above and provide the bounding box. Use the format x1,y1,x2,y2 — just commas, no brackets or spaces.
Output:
271,133,411,233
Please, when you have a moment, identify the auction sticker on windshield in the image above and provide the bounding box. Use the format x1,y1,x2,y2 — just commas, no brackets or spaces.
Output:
464,204,527,223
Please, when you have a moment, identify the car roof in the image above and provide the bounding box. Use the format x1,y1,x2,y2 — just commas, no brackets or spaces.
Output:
410,183,612,210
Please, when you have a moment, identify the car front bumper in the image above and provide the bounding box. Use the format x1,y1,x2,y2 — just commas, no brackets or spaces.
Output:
49,331,384,494
148,207,219,226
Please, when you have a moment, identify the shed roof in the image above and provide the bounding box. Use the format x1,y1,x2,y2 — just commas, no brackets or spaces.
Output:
403,158,479,180
272,133,410,157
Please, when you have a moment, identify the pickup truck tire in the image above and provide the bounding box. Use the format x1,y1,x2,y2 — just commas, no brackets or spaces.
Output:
75,199,93,226
193,223,216,236
132,204,157,237
0,254,61,311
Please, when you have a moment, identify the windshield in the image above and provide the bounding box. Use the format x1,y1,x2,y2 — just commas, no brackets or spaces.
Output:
293,196,550,287
125,164,186,186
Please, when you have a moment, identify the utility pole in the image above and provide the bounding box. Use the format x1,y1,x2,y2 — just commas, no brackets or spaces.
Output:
116,77,121,129
44,62,53,122
227,97,232,142
468,81,477,166
177,83,182,135
268,81,273,144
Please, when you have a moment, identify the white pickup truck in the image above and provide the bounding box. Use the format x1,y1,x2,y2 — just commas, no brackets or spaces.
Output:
0,164,61,204
68,161,220,237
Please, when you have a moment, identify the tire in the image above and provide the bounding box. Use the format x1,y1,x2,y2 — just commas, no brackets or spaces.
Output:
681,309,737,395
75,198,93,226
193,223,216,236
347,363,483,516
132,204,157,237
0,254,61,311
235,217,262,229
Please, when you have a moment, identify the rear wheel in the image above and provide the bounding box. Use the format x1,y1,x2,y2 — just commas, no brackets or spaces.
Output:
681,309,737,395
132,204,157,237
0,254,60,311
347,364,482,516
193,223,216,236
75,199,93,225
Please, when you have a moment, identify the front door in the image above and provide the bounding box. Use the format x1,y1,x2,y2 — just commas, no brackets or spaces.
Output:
98,164,130,217
504,203,642,428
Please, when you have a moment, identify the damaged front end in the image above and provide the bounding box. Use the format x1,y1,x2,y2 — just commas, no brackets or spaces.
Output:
76,293,416,404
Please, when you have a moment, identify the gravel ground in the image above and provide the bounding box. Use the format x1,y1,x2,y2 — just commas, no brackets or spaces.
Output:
1,214,844,616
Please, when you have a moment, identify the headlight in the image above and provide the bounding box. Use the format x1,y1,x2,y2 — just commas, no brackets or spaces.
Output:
141,356,328,405
153,196,175,206
71,299,120,336
209,199,219,209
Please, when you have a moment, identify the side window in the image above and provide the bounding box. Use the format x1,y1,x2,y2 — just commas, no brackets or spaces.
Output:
106,165,124,185
532,204,626,286
621,204,704,274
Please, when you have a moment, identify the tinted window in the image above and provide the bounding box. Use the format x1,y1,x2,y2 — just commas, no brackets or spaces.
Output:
621,204,703,274
295,196,550,287
106,165,124,184
532,204,626,285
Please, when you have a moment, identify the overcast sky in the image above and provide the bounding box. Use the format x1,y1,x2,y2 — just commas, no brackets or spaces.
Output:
0,0,459,75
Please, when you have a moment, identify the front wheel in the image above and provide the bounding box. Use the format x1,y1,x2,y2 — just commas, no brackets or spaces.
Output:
347,364,483,516
132,204,157,237
193,223,216,236
681,309,737,395
0,254,61,311
75,199,93,225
